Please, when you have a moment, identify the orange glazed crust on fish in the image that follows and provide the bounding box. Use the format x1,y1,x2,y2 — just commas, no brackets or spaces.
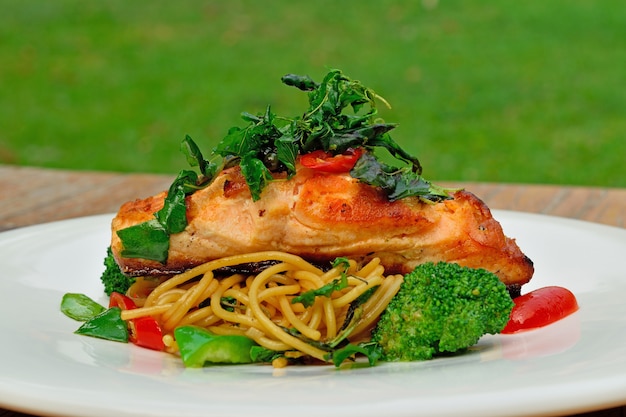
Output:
111,166,534,286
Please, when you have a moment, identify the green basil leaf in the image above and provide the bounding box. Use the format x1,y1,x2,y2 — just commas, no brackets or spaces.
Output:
180,135,219,179
61,293,106,321
292,274,348,308
351,153,450,202
331,257,351,270
249,346,287,363
387,170,437,201
367,134,423,174
275,135,298,175
156,185,188,234
241,111,262,123
329,342,382,367
216,125,248,157
350,153,397,188
116,219,169,262
217,107,278,160
281,73,319,91
156,168,204,234
240,154,273,201
329,124,397,153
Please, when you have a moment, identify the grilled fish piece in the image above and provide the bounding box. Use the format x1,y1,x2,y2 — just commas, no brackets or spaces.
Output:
111,166,534,286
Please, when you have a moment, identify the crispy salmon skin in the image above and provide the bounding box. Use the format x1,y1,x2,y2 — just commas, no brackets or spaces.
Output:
111,165,533,286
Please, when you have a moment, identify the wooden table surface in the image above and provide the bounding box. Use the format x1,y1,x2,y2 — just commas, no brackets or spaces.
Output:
0,164,624,417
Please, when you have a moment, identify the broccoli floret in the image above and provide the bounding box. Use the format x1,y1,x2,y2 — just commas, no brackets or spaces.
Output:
100,246,134,296
371,262,514,362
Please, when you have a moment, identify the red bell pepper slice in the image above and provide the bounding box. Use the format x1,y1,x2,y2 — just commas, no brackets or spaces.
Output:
108,292,165,351
128,316,166,351
300,148,364,173
109,291,137,310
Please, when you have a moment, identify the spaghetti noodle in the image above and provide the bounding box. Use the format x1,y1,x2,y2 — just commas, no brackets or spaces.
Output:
122,251,403,365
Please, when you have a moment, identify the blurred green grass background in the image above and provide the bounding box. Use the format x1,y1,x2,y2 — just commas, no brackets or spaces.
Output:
1,0,624,186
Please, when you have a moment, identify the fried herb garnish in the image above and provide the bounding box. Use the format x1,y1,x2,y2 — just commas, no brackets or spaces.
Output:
117,69,454,263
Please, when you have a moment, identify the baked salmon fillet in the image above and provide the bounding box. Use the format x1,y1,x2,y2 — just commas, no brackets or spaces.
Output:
111,165,534,286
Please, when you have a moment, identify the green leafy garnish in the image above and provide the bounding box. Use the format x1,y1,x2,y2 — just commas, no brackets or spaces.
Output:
116,219,169,262
280,285,379,366
116,135,216,262
291,257,351,307
249,346,288,363
331,257,351,270
116,69,454,264
351,153,452,202
291,275,348,308
328,341,383,367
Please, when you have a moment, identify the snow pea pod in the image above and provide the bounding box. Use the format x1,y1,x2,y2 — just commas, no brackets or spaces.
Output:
174,325,258,367
75,307,129,343
60,293,105,321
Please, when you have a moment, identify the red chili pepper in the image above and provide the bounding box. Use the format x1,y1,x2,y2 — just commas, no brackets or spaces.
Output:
300,148,364,173
502,286,579,334
108,292,165,351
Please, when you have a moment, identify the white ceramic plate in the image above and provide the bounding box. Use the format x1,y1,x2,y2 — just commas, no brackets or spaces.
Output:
0,212,625,417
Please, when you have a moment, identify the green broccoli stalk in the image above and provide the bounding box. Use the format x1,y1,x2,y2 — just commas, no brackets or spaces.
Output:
100,246,135,296
371,262,514,362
